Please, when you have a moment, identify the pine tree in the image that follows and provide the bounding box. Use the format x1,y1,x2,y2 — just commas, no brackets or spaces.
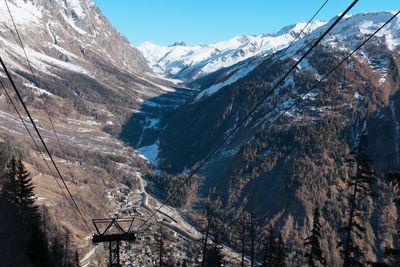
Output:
15,159,38,219
262,229,287,267
205,235,224,267
382,172,400,266
27,220,51,267
1,156,17,204
64,231,73,267
304,207,326,267
51,236,64,267
240,212,247,267
338,130,375,267
201,219,211,267
274,234,287,267
74,250,81,267
263,228,275,266
1,157,52,266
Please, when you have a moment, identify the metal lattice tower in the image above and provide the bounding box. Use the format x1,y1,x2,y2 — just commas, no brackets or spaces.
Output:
92,218,136,267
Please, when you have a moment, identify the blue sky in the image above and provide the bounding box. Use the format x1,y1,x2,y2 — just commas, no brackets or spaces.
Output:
94,0,399,46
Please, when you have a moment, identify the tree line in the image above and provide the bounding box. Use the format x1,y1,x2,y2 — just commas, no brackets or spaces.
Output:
198,131,400,266
0,153,80,267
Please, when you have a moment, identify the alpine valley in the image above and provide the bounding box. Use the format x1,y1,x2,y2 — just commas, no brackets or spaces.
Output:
0,0,399,266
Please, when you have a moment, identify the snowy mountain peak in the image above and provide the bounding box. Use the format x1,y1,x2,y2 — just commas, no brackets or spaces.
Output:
274,20,326,37
0,0,149,75
169,41,187,47
313,11,400,51
139,12,399,82
235,35,251,43
138,20,328,81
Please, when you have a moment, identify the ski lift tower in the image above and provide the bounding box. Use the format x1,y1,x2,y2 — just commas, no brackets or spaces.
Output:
92,218,136,267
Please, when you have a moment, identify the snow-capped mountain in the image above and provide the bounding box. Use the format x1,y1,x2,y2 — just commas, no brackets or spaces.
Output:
0,0,193,127
138,21,326,80
191,11,400,102
0,0,150,75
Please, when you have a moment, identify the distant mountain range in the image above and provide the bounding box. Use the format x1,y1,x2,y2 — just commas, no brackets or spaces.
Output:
138,21,325,80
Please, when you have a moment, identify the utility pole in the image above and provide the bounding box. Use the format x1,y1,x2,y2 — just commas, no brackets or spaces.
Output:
201,219,211,267
92,218,136,267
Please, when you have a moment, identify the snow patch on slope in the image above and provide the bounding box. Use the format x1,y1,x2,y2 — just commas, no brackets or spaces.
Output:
194,62,260,101
137,141,159,166
61,11,87,35
64,0,86,18
0,34,89,75
23,81,54,96
0,0,42,26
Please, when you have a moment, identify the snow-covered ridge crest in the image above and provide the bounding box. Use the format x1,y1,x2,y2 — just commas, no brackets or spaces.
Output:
193,11,400,102
278,11,400,59
138,20,326,81
140,11,400,82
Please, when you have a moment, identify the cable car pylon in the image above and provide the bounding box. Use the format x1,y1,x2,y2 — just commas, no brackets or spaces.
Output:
92,218,136,267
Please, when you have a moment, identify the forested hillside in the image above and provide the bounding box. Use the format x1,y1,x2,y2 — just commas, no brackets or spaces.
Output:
0,136,80,266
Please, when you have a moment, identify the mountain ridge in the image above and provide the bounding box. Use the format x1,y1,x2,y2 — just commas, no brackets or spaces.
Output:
138,20,326,81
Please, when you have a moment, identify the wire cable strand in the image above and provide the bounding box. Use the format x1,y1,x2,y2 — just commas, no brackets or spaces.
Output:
3,0,63,152
137,0,359,231
3,0,93,233
0,57,92,233
188,10,400,263
3,0,81,184
209,9,400,261
0,79,71,204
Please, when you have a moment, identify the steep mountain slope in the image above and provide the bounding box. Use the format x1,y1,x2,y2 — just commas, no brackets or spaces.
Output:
0,0,192,127
152,11,400,265
138,21,325,81
159,11,400,172
0,0,195,263
124,21,327,152
0,0,148,74
0,0,196,162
